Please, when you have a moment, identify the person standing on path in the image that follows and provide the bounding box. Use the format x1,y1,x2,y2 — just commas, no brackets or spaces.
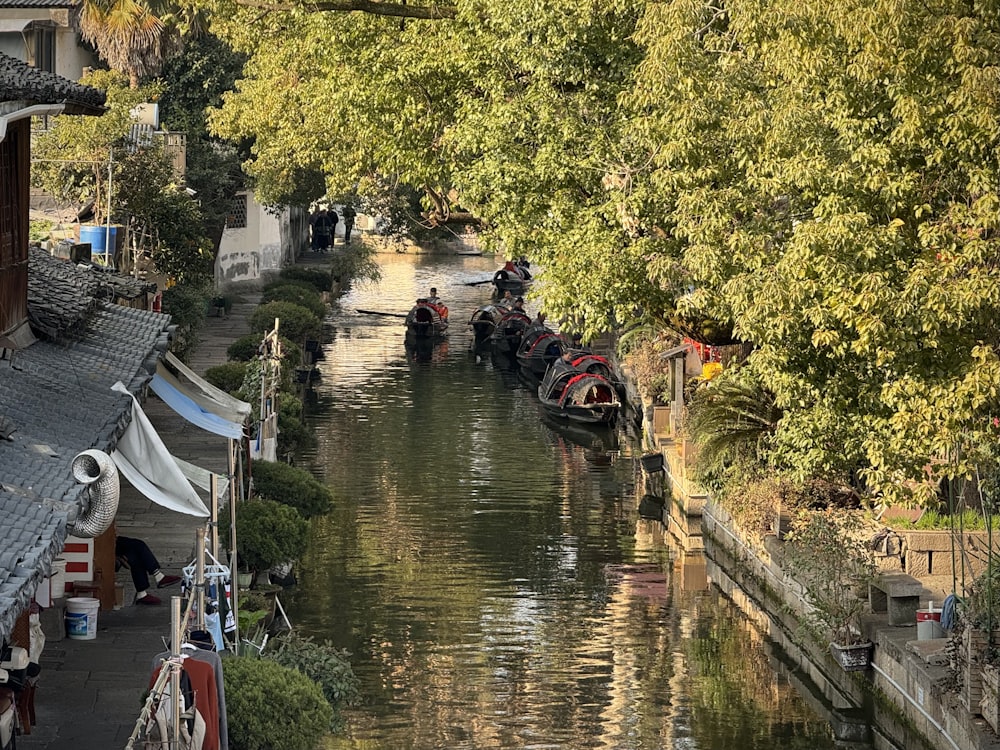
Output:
342,203,357,244
310,207,335,253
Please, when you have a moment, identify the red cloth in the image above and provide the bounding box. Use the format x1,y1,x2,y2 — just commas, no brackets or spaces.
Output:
150,659,221,750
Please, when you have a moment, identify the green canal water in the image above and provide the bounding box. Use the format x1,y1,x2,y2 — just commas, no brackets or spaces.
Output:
284,252,878,749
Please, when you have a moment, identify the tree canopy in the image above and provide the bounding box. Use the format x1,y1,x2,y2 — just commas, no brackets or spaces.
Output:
191,0,1000,502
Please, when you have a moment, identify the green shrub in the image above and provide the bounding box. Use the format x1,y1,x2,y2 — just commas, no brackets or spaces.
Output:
163,283,211,361
279,266,333,293
277,391,315,458
262,283,327,320
231,498,309,577
204,361,249,394
267,633,360,730
252,460,333,518
249,301,322,345
223,656,332,750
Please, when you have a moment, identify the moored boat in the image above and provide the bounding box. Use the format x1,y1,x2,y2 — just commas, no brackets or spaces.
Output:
516,325,564,380
560,351,625,396
405,299,449,338
490,310,532,355
469,304,507,345
537,358,620,424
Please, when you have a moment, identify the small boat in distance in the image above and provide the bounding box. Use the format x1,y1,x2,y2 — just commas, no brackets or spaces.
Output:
492,258,532,296
405,299,449,338
537,358,620,424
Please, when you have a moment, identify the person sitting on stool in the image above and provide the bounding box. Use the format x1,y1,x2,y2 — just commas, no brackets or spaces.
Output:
115,535,181,605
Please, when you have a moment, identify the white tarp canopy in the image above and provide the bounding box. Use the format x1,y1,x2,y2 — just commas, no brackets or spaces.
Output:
148,371,245,440
110,382,210,518
162,351,252,425
175,455,229,501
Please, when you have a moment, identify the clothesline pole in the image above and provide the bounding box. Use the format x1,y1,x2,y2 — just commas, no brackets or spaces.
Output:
209,472,220,563
196,527,206,629
123,659,173,749
228,437,240,648
171,596,182,749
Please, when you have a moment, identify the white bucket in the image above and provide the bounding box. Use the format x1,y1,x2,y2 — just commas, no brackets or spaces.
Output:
65,597,100,640
49,558,67,600
916,608,944,640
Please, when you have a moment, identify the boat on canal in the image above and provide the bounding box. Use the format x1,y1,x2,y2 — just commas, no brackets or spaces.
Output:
560,350,626,399
405,298,449,339
491,258,532,295
537,357,621,424
469,304,508,346
490,309,532,355
516,325,564,380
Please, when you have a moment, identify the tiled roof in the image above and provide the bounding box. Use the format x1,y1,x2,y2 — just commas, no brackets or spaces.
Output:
27,248,160,337
0,50,105,111
0,488,70,643
0,275,172,642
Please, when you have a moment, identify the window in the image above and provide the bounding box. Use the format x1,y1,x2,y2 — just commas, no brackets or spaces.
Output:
33,27,54,73
226,194,248,229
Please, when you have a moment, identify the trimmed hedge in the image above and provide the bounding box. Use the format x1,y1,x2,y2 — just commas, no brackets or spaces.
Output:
223,656,332,750
252,460,333,518
249,301,322,344
279,266,333,293
204,361,249,394
261,283,326,320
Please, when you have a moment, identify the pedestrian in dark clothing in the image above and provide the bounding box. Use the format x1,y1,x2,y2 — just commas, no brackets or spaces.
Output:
342,204,357,244
115,535,181,605
310,208,336,253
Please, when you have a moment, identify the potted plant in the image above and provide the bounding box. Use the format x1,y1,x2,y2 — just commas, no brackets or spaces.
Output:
784,509,878,671
225,498,309,588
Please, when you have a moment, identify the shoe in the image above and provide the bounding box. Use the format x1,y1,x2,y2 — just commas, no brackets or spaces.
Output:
157,574,182,589
135,593,161,605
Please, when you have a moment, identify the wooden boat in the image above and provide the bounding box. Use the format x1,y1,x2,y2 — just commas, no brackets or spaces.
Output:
469,304,507,345
492,259,532,295
537,358,621,424
560,351,625,397
490,310,532,355
405,299,449,338
516,326,564,380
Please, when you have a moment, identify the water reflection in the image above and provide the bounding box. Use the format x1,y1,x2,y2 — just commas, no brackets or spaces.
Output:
286,252,868,749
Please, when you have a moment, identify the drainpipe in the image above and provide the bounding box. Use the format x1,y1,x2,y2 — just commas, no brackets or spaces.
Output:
69,450,120,538
869,662,960,750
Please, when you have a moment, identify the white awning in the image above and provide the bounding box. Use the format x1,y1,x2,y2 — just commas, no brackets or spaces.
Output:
174,455,229,501
148,373,245,440
110,382,210,518
159,351,252,425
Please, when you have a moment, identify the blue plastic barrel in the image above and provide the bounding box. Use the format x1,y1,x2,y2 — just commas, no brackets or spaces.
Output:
79,224,118,256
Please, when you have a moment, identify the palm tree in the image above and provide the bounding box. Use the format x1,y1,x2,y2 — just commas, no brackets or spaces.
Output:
684,372,782,481
78,0,168,87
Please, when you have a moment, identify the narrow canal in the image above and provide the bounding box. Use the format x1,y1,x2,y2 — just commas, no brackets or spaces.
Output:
285,251,873,750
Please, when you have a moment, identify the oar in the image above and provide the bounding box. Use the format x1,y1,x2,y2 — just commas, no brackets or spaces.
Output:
463,278,495,286
356,309,409,318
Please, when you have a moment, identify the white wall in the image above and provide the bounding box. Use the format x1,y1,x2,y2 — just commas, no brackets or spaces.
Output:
216,193,307,290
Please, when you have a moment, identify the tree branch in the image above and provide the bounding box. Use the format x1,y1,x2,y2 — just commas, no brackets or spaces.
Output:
234,0,457,18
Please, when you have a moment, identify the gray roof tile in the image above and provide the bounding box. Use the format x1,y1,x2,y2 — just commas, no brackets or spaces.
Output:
0,50,105,110
0,254,172,642
0,489,70,641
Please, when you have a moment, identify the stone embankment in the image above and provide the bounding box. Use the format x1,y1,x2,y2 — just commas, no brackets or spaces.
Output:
624,373,1000,750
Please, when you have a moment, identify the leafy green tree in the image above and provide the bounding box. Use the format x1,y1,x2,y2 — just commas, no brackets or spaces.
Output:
157,33,247,248
619,0,1000,502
